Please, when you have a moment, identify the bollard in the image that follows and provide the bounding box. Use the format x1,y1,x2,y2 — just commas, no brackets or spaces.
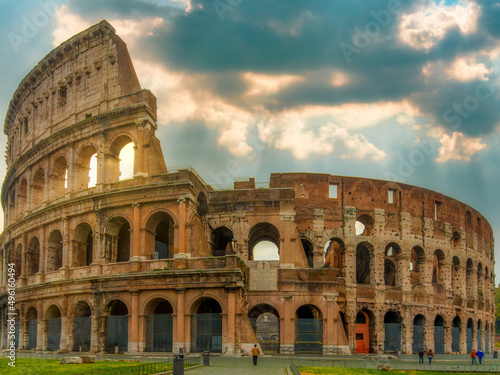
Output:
203,351,210,366
173,354,184,375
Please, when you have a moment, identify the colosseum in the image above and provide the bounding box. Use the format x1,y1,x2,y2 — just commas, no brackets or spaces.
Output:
0,21,495,356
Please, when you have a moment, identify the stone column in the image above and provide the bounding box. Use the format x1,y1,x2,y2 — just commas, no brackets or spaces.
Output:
67,143,75,194
226,289,236,354
131,204,141,260
177,198,186,255
281,296,294,354
174,288,185,353
134,120,145,176
90,314,99,353
129,291,139,352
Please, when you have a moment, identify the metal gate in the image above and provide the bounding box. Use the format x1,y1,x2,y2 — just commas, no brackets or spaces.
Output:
47,318,61,351
28,320,37,349
146,314,173,352
477,329,481,350
434,326,444,354
105,316,128,353
14,320,19,349
384,323,401,352
73,316,91,351
452,327,460,352
412,325,424,353
251,314,280,354
466,327,472,353
295,319,322,354
191,313,222,353
485,330,489,353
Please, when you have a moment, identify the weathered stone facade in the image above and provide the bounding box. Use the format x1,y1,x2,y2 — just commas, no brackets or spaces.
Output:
0,21,495,355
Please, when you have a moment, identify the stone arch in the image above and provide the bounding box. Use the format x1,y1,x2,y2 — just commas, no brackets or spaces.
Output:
51,155,68,199
144,298,174,352
105,300,129,353
211,226,234,257
32,167,45,207
384,310,402,352
410,246,425,284
27,236,40,276
72,222,94,267
108,134,136,182
356,242,374,284
9,243,23,279
76,144,98,190
434,315,445,354
356,214,374,236
323,238,345,273
300,238,314,268
9,187,15,221
412,314,426,353
47,230,63,272
295,305,323,354
477,262,484,296
450,231,461,248
19,177,28,213
248,304,280,354
432,249,445,284
248,222,280,260
452,316,461,352
191,297,223,353
105,216,131,263
26,306,38,350
355,309,374,354
73,301,92,352
46,304,62,351
145,211,175,260
197,192,208,216
466,318,474,353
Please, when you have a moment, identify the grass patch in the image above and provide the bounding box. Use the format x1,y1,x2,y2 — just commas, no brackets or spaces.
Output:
0,358,169,375
298,368,496,375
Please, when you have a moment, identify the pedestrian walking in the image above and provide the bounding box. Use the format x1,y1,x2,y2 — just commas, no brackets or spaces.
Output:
251,344,260,365
477,348,484,364
471,349,477,364
418,348,425,364
427,349,433,364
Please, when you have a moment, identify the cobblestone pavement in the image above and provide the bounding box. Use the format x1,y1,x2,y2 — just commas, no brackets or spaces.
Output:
187,356,291,375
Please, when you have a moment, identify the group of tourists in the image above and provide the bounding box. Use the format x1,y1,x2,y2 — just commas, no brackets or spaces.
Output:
418,348,434,364
470,348,485,364
419,348,485,364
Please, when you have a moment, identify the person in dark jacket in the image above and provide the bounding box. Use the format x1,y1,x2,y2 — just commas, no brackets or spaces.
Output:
477,348,484,364
418,348,425,364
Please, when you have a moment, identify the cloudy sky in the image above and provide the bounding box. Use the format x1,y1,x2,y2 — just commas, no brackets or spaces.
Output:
0,0,499,278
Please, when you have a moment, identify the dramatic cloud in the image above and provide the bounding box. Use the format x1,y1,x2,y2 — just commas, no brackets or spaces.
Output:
435,131,487,163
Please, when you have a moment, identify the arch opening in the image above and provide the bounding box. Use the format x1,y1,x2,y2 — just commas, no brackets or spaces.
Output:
356,242,373,284
248,304,280,354
74,301,92,352
145,299,173,352
191,298,222,353
412,315,426,353
295,305,323,354
323,238,345,272
73,223,93,267
46,305,61,351
51,156,68,199
384,311,401,352
47,230,63,272
105,300,129,353
27,237,40,276
301,238,314,268
211,226,234,257
248,223,280,261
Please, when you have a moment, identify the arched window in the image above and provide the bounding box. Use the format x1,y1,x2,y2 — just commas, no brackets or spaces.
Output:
301,238,314,268
356,242,373,284
76,145,97,190
466,259,474,299
410,246,425,284
47,230,63,272
211,227,234,257
109,136,135,182
432,249,445,284
145,212,175,260
51,156,68,199
192,298,222,353
27,237,40,276
197,192,208,216
434,315,445,354
323,238,345,272
248,223,280,261
384,311,401,352
73,223,93,267
355,214,374,236
32,168,45,207
27,307,38,349
105,217,131,263
19,178,28,213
